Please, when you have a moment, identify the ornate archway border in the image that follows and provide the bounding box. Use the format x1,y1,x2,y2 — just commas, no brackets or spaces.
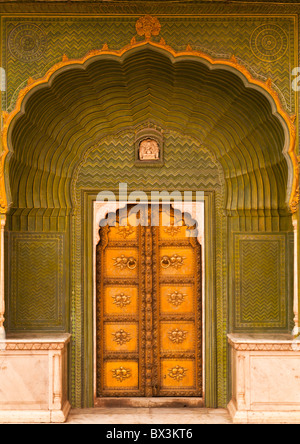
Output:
72,126,223,407
0,16,297,213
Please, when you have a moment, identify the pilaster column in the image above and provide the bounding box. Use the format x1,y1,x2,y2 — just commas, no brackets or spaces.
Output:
293,214,298,333
0,214,6,339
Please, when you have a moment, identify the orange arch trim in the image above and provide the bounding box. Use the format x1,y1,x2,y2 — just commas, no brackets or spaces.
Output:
0,38,297,213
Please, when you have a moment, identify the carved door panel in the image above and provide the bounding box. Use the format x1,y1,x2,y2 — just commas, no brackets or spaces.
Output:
96,213,146,397
96,205,202,398
152,207,202,396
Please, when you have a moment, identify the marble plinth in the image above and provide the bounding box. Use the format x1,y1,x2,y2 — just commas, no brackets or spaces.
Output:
228,334,300,424
0,333,71,423
67,408,232,424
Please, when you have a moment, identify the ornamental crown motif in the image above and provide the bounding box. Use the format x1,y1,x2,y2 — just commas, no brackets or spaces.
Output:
135,15,161,40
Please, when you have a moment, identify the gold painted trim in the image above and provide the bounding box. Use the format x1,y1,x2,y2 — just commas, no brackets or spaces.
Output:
0,30,298,213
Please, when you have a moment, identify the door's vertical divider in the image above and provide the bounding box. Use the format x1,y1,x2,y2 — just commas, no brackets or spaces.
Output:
96,224,109,397
140,224,146,396
152,223,159,396
198,243,203,395
145,215,153,397
191,237,203,396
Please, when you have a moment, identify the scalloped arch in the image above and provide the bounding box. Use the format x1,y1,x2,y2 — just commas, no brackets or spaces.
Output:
1,39,297,214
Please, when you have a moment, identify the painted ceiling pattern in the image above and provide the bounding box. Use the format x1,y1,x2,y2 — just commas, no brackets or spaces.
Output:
6,46,288,215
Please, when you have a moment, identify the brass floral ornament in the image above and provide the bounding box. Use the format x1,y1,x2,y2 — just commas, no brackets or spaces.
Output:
136,15,161,41
113,255,137,270
112,366,132,382
167,290,187,307
168,365,188,381
168,328,188,344
161,254,186,269
112,329,132,346
112,292,131,308
163,226,181,237
117,226,135,239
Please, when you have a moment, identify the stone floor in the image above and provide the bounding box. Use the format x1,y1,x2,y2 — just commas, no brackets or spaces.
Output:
66,408,232,424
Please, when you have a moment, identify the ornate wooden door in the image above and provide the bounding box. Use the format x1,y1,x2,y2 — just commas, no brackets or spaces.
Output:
96,205,202,398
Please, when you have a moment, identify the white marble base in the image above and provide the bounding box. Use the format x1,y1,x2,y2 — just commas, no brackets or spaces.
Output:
67,407,232,424
228,399,300,424
227,334,300,424
0,401,71,424
0,333,71,423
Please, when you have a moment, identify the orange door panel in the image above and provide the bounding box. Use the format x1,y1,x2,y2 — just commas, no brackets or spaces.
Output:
104,247,139,279
160,322,195,353
104,286,138,316
104,322,139,353
104,361,139,391
160,359,196,390
159,247,195,277
160,285,194,315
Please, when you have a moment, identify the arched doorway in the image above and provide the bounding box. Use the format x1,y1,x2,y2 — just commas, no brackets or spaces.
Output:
95,202,204,404
1,39,295,409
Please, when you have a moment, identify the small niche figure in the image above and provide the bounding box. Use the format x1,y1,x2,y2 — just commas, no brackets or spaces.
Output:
139,138,160,161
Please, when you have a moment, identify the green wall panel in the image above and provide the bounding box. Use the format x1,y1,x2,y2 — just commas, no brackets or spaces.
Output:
8,232,65,331
233,233,292,331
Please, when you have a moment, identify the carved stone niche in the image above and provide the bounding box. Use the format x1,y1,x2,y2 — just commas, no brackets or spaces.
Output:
134,127,164,166
139,138,159,161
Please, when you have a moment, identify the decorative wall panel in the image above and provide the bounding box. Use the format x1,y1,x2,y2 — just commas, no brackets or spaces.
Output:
8,233,64,331
234,234,289,330
2,16,296,114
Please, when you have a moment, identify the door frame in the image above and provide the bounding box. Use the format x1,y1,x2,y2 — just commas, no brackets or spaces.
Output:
87,194,216,406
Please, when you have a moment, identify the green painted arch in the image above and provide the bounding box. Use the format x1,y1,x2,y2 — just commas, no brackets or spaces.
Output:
6,47,289,214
